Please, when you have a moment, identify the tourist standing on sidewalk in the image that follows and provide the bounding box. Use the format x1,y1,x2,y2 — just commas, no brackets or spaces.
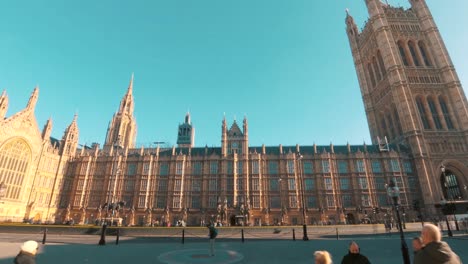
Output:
414,224,461,264
341,241,371,264
207,223,218,257
14,240,38,264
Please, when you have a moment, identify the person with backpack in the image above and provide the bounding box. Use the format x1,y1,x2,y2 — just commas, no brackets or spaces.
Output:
207,223,218,256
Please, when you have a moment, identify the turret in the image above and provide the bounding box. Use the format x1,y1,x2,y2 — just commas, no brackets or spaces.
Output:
61,114,79,156
104,74,137,151
242,116,249,154
177,112,195,148
0,90,8,119
365,0,384,18
345,9,359,50
42,118,53,141
26,86,39,111
221,116,227,156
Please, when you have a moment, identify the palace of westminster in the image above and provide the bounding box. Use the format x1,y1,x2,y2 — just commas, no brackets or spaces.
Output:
1,0,467,227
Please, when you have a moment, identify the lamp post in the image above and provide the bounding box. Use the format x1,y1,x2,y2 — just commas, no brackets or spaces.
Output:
297,153,309,241
386,179,410,264
441,165,460,231
440,199,453,237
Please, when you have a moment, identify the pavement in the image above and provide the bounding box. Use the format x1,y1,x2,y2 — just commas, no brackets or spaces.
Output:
0,228,467,263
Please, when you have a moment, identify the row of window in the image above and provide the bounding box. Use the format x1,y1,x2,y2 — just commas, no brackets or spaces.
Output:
132,192,410,210
398,40,432,67
98,159,413,178
416,96,454,130
379,107,404,141
367,51,387,88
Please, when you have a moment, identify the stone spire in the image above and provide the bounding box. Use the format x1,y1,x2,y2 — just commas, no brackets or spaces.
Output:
0,90,8,119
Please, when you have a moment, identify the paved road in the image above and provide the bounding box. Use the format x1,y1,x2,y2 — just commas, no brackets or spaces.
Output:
0,233,466,263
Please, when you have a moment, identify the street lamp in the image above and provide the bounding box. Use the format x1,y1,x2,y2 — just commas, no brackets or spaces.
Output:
386,179,410,264
440,199,453,237
297,153,309,241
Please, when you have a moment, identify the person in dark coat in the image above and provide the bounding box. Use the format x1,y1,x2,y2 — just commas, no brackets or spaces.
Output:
341,241,371,264
414,224,461,264
207,223,218,256
14,240,38,264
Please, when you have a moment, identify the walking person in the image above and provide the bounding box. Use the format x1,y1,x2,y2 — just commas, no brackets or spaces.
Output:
414,224,461,264
314,251,332,264
341,241,371,264
207,223,218,257
14,240,39,264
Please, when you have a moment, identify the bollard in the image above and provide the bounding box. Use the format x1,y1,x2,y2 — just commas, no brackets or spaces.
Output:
116,228,120,245
42,228,47,245
292,229,296,241
98,224,107,246
182,229,185,244
336,228,339,240
241,229,245,243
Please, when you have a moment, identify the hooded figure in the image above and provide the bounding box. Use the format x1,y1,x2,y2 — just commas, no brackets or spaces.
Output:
14,240,38,264
341,241,371,264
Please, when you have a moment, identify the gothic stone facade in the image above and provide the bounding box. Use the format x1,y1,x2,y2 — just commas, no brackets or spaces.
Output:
1,0,467,225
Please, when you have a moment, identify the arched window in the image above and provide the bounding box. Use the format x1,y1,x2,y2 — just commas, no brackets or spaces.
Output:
368,63,376,87
418,41,432,66
393,108,403,135
380,114,388,138
440,169,463,200
398,41,409,66
439,96,454,129
386,113,396,139
377,50,386,76
408,41,421,66
416,97,431,129
427,97,443,129
0,139,31,200
372,57,381,81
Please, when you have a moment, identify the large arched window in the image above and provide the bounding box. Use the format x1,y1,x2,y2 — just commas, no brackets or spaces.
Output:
368,63,376,87
408,41,421,66
372,57,382,81
418,41,432,66
427,97,443,129
393,108,403,136
398,41,409,66
386,113,396,139
439,96,454,129
416,97,431,129
377,50,386,76
440,169,463,200
0,139,31,200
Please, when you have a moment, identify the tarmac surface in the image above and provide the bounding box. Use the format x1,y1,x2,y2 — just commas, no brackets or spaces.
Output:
0,228,467,263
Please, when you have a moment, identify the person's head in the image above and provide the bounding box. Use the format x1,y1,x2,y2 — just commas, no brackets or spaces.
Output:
349,241,360,254
412,237,423,252
20,240,38,255
314,250,332,264
421,223,441,244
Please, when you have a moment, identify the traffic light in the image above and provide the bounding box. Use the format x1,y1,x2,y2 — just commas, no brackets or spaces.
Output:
372,207,376,214
376,207,380,214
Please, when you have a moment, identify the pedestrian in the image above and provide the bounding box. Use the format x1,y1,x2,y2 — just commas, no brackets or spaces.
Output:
207,223,218,257
314,250,332,264
414,224,461,264
341,241,371,264
14,240,38,264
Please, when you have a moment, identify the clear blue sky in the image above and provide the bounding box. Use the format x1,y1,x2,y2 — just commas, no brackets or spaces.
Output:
1,0,467,148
